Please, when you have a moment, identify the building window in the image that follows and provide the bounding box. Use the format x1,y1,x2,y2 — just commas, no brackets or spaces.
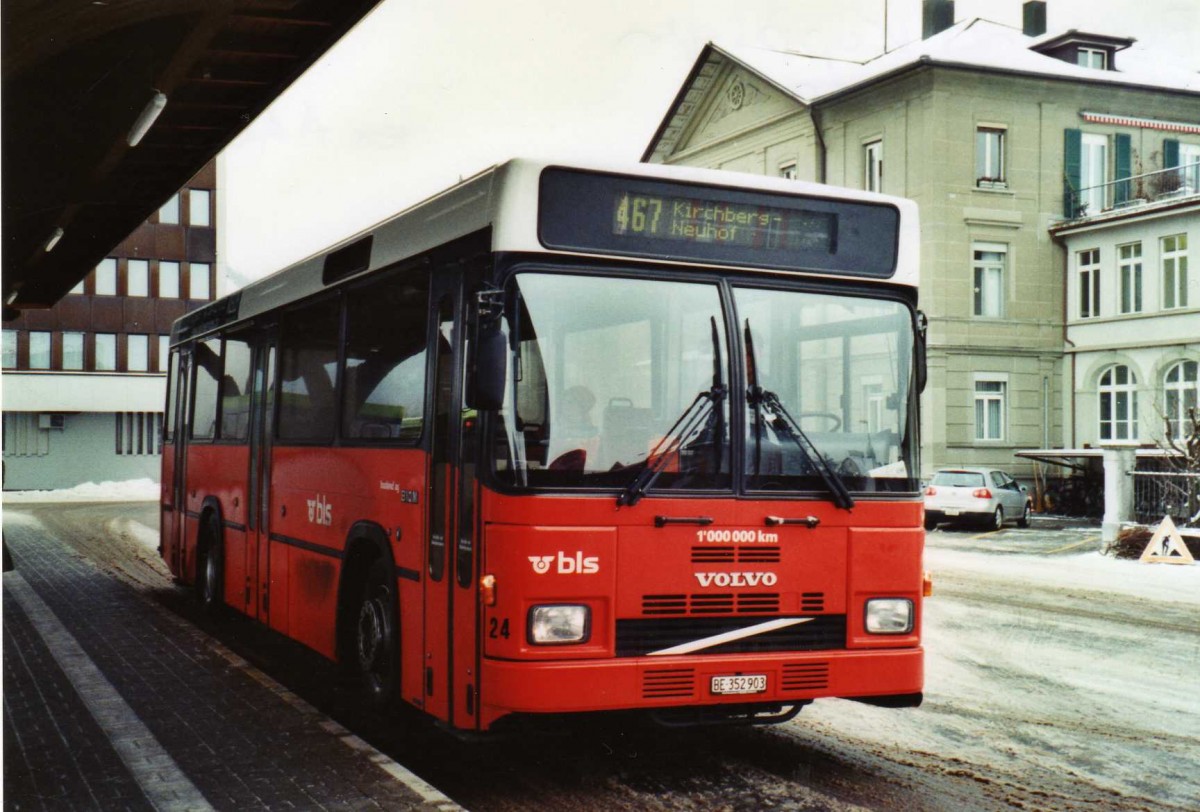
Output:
159,194,180,225
2,330,17,369
2,414,50,457
1180,143,1200,193
95,333,117,371
864,140,883,192
158,335,170,373
1164,361,1199,441
62,332,84,370
1162,234,1188,310
1077,47,1107,69
128,259,149,297
974,378,1007,441
95,258,117,296
972,243,1006,317
778,162,797,180
975,127,1006,187
127,334,149,372
1118,242,1143,313
1099,365,1138,441
1080,133,1108,215
1078,248,1101,318
159,261,180,299
69,279,84,295
189,263,211,300
29,332,51,369
190,189,211,226
116,412,162,456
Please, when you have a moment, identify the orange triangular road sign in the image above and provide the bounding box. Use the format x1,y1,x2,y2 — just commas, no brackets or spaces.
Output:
1139,516,1196,565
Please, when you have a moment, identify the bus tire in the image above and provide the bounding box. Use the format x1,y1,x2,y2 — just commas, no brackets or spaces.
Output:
352,557,399,709
196,516,224,617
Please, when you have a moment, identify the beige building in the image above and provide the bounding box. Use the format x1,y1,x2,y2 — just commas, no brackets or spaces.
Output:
643,13,1200,480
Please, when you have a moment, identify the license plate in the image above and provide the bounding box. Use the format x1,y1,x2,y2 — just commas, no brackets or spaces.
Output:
710,674,767,695
944,509,960,516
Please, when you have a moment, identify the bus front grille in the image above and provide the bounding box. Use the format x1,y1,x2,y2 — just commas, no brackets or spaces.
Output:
641,667,696,699
781,662,830,692
617,615,846,657
642,593,784,615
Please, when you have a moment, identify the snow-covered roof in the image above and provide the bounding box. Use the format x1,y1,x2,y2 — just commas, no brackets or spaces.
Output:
719,18,1200,106
646,18,1200,162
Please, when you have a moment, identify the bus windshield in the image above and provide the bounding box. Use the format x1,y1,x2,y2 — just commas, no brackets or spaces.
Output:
490,271,917,495
736,286,915,493
492,271,731,490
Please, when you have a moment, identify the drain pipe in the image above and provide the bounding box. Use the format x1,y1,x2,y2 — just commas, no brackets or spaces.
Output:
809,105,827,184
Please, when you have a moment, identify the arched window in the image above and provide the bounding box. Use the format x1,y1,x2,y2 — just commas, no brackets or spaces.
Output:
1099,365,1138,441
1163,360,1198,440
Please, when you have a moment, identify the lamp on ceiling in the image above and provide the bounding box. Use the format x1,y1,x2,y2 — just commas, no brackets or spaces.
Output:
127,91,167,147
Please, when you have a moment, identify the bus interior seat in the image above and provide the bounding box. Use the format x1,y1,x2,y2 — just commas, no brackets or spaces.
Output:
600,398,654,469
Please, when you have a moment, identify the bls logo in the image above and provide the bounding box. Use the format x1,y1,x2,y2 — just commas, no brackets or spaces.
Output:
528,552,600,575
306,494,333,526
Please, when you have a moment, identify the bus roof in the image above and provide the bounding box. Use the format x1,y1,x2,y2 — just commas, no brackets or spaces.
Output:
175,158,918,343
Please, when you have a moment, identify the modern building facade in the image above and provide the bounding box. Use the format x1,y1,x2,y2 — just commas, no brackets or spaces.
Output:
642,6,1200,480
2,163,217,490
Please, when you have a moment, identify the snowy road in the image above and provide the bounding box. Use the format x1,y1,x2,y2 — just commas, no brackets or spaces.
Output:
5,500,1198,811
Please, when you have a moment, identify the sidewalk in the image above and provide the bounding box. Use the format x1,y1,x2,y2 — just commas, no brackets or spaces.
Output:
2,515,462,812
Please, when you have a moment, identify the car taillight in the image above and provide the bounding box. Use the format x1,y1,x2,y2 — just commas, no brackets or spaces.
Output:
972,488,992,499
924,486,937,496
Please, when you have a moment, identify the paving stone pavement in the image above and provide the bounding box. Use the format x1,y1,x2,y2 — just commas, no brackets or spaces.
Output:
2,515,463,812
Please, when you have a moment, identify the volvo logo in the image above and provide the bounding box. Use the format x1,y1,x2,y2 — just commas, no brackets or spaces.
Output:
694,571,778,588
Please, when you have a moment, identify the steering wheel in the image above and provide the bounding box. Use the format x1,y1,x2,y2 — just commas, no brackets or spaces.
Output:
797,412,842,431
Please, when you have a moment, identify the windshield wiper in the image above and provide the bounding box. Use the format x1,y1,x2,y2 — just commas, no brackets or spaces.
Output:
617,388,726,508
618,317,727,507
743,319,855,511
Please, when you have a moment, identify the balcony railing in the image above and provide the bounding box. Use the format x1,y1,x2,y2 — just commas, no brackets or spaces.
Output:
1066,161,1200,219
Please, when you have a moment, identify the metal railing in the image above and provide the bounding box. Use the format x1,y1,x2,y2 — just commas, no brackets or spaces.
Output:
1131,470,1200,527
1068,161,1200,219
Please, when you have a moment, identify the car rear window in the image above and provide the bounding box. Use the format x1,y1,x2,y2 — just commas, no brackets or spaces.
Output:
931,471,985,487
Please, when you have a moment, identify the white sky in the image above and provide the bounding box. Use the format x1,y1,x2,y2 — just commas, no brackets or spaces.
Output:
219,0,1200,286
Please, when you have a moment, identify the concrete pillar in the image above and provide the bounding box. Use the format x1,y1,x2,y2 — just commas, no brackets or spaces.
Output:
1101,446,1136,549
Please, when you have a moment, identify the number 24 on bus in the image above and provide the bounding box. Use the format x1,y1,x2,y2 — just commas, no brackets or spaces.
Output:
161,158,931,732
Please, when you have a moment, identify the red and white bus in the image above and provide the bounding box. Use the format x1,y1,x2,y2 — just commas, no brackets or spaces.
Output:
161,159,927,730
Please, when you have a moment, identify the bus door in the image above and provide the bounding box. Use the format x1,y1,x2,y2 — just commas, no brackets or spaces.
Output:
424,272,473,723
246,333,277,626
164,350,192,578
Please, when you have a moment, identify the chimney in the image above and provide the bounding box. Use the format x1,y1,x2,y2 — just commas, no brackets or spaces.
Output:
922,0,955,39
1023,1,1047,37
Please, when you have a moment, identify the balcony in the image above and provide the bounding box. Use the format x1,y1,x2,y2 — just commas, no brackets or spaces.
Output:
1065,161,1200,220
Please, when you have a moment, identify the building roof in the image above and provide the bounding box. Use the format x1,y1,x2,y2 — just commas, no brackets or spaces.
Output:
3,0,383,313
645,18,1200,162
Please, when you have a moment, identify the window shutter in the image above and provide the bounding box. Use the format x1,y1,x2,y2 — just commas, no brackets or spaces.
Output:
1063,128,1082,217
1114,133,1132,205
1163,138,1180,169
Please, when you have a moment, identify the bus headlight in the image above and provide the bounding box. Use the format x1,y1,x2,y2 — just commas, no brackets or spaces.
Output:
865,598,913,634
528,604,590,644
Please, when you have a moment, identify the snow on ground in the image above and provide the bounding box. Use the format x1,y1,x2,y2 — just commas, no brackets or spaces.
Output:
2,478,159,504
925,545,1199,604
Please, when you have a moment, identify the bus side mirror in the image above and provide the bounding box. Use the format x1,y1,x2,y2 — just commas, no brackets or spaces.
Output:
469,288,507,411
473,321,507,411
915,310,928,394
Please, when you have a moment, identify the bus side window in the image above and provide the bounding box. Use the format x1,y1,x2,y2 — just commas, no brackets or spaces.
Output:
164,350,179,443
220,338,254,442
342,271,430,442
191,338,222,440
279,297,340,442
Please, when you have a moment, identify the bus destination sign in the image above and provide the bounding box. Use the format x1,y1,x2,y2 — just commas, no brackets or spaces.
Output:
538,168,900,278
613,192,835,253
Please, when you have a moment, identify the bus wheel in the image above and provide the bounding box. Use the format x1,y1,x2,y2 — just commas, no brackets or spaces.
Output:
196,519,224,617
353,557,398,708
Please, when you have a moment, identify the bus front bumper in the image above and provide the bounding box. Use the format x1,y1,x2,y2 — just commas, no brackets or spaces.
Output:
479,648,923,727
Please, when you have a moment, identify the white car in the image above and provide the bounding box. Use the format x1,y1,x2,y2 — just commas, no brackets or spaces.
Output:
923,467,1031,531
